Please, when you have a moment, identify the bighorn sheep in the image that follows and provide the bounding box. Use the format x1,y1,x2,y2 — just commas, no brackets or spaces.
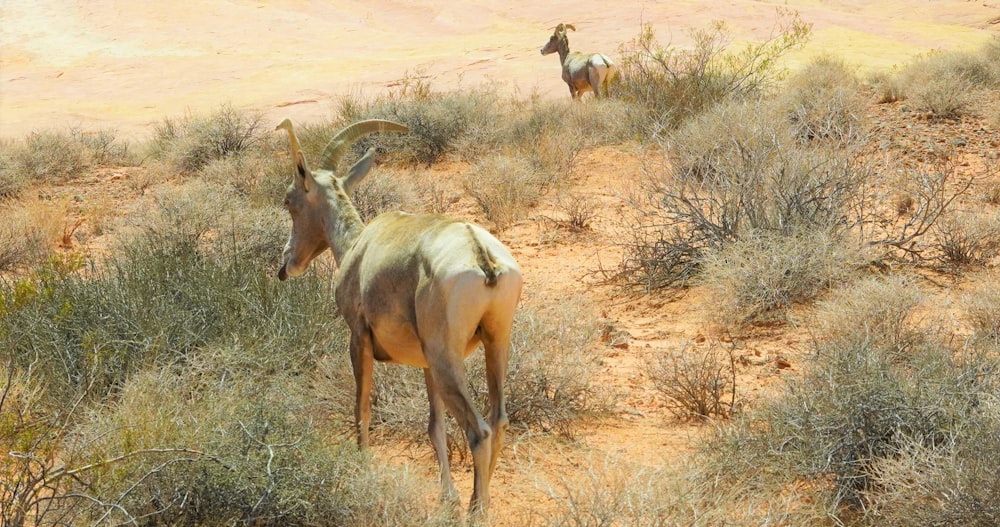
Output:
540,23,616,100
275,118,523,516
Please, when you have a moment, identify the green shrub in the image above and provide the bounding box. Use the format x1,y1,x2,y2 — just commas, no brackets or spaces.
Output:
0,209,334,407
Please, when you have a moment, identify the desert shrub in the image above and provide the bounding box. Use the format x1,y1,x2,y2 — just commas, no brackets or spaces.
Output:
701,276,1000,518
869,69,906,104
0,130,87,186
313,299,609,442
895,48,996,118
149,105,267,173
614,12,809,133
867,411,1000,527
619,99,870,290
813,275,927,356
72,127,133,166
933,209,1000,268
649,341,736,420
137,180,286,266
349,168,422,222
66,345,443,527
333,86,495,166
0,210,336,407
778,55,868,144
0,198,64,270
699,229,864,325
963,273,1000,350
464,154,549,231
199,145,289,206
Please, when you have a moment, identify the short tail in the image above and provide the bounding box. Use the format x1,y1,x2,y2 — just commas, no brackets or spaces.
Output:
466,224,499,287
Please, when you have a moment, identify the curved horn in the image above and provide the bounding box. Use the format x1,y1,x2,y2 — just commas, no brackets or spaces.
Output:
565,23,576,31
319,119,409,172
275,118,302,160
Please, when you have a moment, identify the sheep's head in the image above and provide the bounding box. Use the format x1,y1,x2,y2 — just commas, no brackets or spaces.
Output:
540,23,575,55
275,118,407,280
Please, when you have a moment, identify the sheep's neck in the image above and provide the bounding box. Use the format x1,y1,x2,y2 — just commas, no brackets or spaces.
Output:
557,37,570,65
325,189,365,265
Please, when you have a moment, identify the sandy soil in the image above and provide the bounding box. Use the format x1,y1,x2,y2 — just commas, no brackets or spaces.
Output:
2,0,998,139
3,1,999,524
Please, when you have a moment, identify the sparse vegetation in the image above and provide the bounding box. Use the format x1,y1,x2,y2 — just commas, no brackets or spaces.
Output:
649,341,736,420
3,17,1000,527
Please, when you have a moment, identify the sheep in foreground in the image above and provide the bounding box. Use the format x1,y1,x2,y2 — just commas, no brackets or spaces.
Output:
275,118,523,516
540,23,616,100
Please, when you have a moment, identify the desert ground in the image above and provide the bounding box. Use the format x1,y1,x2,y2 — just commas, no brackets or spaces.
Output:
3,0,999,139
2,1,1000,525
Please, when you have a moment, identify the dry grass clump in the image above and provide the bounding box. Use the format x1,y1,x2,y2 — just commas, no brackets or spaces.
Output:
0,198,65,270
700,229,864,325
778,55,869,144
464,154,549,231
149,104,267,174
933,209,1000,268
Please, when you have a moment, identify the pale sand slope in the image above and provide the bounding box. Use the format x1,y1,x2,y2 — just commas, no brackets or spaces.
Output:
1,0,997,139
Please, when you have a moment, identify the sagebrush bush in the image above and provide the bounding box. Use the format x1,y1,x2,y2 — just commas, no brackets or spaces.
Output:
149,105,267,173
778,55,868,144
620,99,870,290
700,229,863,325
701,276,1000,518
614,14,809,132
464,154,549,231
933,209,1000,268
69,345,445,527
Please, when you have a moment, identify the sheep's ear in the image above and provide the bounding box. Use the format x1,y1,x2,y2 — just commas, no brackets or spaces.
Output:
294,151,313,193
565,24,576,31
342,148,376,195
